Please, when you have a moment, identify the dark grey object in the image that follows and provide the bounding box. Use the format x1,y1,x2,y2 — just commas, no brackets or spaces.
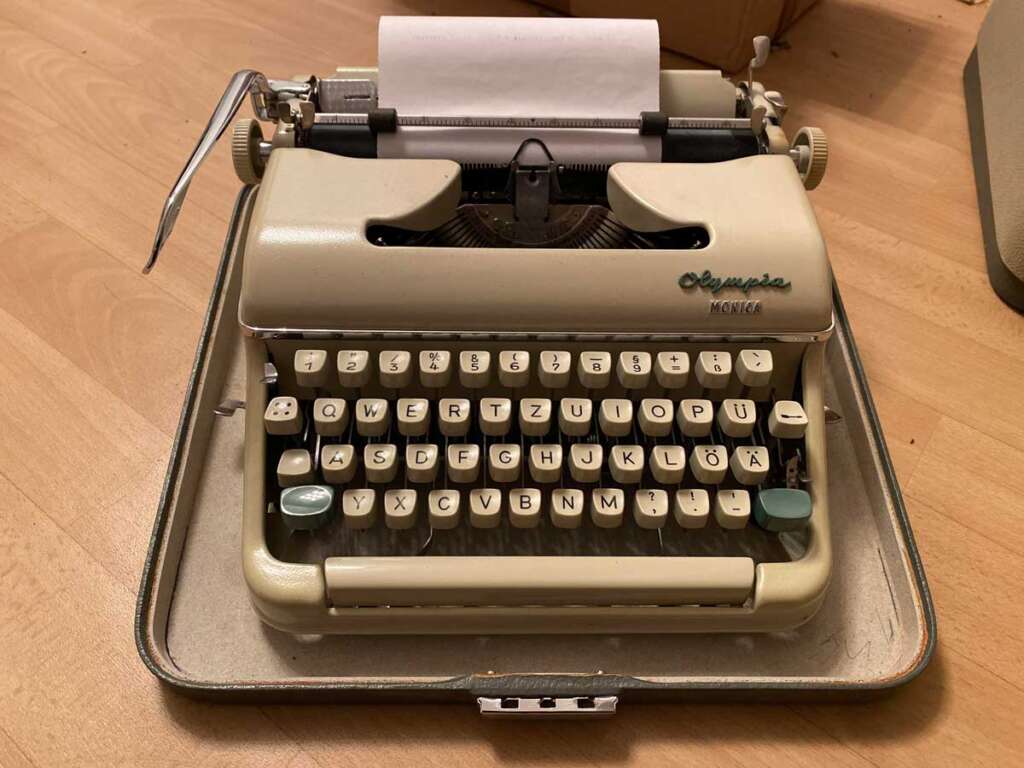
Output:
964,0,1024,311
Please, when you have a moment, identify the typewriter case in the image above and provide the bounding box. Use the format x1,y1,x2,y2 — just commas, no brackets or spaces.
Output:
135,188,934,704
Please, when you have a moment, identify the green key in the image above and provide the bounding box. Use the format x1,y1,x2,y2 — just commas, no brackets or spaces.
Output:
754,488,812,532
280,485,335,531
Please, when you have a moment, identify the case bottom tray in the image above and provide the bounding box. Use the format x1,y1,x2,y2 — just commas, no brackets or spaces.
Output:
136,190,934,702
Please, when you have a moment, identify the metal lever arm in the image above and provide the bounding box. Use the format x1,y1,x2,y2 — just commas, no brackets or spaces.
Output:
144,69,270,273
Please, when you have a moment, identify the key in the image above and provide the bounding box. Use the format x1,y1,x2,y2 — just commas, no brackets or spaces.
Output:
690,445,728,484
650,445,686,484
591,488,624,528
277,449,313,487
313,397,348,436
634,489,669,529
447,444,480,483
754,488,812,532
638,398,673,437
438,398,471,437
737,349,773,388
419,350,452,388
320,444,356,483
264,396,302,435
363,444,398,483
617,351,652,389
538,350,571,388
294,349,328,388
488,444,522,482
279,485,334,531
354,398,389,437
714,489,750,530
428,489,461,529
718,398,757,438
396,398,430,437
730,446,770,485
379,350,413,388
498,350,530,387
337,350,371,388
569,444,603,483
469,488,502,528
519,398,552,436
342,488,377,529
768,400,809,439
599,399,633,437
509,488,542,528
480,397,512,436
459,350,491,388
384,489,417,530
529,444,562,483
695,351,731,389
578,351,612,389
609,444,644,484
677,399,713,438
674,489,710,529
655,351,689,389
558,398,592,436
405,444,439,483
550,489,584,529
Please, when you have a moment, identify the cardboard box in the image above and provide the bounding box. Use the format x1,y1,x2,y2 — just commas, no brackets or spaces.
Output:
535,0,820,71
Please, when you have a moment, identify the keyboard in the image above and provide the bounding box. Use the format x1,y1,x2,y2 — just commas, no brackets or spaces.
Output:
255,333,820,610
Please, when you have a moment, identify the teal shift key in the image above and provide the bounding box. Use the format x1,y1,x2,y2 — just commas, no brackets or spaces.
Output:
280,485,336,531
754,488,812,532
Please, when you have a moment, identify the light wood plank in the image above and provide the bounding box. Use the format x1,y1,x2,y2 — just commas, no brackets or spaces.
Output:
0,475,317,768
0,725,36,768
906,418,1024,557
0,0,1021,764
0,135,222,316
266,701,877,768
837,283,1024,452
0,216,201,435
794,648,1022,767
860,379,942,483
821,208,1024,362
902,495,1024,691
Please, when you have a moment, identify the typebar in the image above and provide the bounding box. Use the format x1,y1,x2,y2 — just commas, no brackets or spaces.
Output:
323,555,755,607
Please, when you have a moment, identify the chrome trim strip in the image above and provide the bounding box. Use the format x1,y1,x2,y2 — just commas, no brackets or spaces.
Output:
238,315,836,343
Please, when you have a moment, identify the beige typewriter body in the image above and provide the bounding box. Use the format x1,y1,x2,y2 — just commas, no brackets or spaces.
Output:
148,20,834,634
238,146,832,634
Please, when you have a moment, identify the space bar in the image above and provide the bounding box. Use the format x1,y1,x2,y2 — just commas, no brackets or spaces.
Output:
323,556,755,607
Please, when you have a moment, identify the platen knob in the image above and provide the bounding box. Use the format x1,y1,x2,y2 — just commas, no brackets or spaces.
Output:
231,118,266,185
792,126,828,190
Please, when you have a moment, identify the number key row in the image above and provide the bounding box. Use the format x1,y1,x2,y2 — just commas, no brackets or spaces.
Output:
292,348,775,390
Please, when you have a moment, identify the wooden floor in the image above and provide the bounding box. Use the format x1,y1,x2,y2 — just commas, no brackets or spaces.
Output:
0,0,1021,764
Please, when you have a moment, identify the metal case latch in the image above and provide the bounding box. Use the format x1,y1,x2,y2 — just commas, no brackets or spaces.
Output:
477,696,617,718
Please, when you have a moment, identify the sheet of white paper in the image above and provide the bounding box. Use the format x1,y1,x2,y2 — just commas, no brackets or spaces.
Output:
377,16,661,165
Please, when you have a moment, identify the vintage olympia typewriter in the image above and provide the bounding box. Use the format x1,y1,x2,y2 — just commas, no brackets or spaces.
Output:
147,17,834,636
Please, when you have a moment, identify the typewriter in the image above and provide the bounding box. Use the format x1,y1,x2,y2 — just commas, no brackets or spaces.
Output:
148,18,832,635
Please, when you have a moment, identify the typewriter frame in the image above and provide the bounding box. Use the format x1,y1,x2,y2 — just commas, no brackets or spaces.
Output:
235,148,833,634
135,188,935,701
